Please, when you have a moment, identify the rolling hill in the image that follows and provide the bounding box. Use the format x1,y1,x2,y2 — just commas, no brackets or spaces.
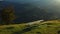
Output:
0,20,60,34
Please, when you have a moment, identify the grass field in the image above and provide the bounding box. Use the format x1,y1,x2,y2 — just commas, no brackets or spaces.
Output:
0,20,60,34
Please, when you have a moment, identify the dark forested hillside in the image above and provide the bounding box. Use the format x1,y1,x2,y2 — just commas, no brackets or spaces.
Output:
0,1,59,23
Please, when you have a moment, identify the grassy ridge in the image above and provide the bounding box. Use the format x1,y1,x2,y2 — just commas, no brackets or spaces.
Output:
0,20,60,34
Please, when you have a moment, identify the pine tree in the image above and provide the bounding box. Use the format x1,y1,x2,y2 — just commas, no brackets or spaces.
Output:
1,5,16,25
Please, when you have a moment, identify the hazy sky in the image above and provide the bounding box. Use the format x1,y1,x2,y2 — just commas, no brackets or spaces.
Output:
0,0,3,1
3,0,60,12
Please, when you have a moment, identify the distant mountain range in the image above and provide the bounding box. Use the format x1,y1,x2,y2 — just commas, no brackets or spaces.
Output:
0,1,60,23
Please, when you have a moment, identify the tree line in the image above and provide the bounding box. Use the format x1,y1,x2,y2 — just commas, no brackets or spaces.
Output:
1,5,16,25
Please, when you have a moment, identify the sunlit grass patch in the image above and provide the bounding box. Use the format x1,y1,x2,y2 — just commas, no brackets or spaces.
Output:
0,20,60,34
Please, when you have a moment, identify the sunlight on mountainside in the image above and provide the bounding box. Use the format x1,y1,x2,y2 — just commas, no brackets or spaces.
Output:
1,0,60,34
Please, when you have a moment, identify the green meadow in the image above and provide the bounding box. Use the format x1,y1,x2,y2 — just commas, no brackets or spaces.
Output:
0,20,60,34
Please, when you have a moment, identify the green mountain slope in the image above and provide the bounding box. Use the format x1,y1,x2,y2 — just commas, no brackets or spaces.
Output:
0,20,60,34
